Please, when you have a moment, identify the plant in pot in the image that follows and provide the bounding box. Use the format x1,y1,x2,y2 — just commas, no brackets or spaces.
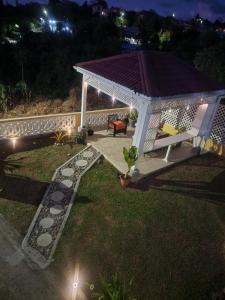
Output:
120,146,138,188
87,127,94,136
51,129,67,145
128,110,138,128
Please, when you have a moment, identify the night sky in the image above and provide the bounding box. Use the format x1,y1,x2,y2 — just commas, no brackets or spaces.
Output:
8,0,225,21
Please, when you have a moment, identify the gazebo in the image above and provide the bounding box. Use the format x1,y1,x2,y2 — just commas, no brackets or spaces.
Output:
74,51,225,169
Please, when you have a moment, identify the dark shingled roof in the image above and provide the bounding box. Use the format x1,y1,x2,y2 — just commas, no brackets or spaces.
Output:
77,51,225,98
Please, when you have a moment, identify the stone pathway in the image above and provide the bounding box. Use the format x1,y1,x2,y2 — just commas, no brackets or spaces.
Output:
22,145,101,269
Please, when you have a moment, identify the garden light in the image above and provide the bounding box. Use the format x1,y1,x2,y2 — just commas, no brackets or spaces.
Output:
43,9,48,16
11,137,17,149
130,104,133,111
67,128,72,136
73,281,78,289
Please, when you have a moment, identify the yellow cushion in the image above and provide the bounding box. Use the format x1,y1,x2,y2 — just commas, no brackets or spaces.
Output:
204,138,225,156
161,123,179,136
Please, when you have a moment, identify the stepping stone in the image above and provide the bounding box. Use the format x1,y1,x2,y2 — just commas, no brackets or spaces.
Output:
76,159,88,167
50,205,63,215
60,179,73,189
50,191,64,202
39,217,54,229
37,233,52,247
61,168,74,177
83,150,94,158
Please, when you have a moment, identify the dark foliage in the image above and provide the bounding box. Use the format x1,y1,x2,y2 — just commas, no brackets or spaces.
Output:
0,1,224,110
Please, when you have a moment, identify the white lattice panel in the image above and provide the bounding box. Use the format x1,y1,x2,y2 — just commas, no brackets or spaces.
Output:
151,95,215,113
84,72,143,110
210,104,225,144
0,114,76,139
143,112,161,152
161,104,199,130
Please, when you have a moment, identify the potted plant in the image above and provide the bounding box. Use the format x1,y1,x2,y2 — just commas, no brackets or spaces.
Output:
128,110,138,128
88,128,94,136
120,146,138,188
51,129,67,145
74,129,87,144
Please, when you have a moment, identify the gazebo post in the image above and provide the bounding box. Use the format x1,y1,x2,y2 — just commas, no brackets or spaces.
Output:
80,77,88,129
132,103,151,156
198,100,220,139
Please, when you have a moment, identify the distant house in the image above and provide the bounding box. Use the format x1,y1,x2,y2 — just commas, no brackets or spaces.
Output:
215,28,225,39
110,6,121,14
91,2,108,16
122,26,142,52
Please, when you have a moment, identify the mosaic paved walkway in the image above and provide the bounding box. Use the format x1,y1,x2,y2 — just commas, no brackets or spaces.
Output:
22,145,101,269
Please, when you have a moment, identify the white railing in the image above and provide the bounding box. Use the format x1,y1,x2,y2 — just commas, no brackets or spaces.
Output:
0,112,77,140
0,107,129,140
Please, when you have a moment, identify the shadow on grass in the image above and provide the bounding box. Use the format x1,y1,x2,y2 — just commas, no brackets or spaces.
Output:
0,136,53,206
131,154,225,205
0,174,48,206
76,196,93,204
0,134,55,158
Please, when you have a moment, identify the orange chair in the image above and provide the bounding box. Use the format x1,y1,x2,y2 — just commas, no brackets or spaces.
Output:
108,114,127,136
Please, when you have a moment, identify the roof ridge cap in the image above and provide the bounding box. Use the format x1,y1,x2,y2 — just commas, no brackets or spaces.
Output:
77,52,136,67
138,51,152,96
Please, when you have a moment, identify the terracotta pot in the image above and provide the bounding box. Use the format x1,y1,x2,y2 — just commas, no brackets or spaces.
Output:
120,175,130,188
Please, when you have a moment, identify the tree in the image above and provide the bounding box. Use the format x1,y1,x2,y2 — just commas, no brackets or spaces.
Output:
90,0,108,9
194,42,225,84
0,83,8,112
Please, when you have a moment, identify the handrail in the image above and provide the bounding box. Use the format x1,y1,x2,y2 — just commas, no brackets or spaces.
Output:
0,107,128,123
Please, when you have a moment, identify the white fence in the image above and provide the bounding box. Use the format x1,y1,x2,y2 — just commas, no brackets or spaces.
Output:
0,108,129,140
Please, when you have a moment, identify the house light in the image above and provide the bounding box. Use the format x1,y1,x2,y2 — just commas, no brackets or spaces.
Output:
49,19,56,24
67,128,72,136
11,137,17,149
130,104,133,111
43,9,48,16
169,108,172,113
112,95,115,103
172,13,175,18
73,281,78,289
201,97,203,102
186,104,190,110
97,88,101,95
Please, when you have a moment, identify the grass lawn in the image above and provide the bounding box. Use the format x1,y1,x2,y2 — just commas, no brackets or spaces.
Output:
0,137,225,299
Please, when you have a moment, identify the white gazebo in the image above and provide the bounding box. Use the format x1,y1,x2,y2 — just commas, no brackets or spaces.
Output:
74,51,225,172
